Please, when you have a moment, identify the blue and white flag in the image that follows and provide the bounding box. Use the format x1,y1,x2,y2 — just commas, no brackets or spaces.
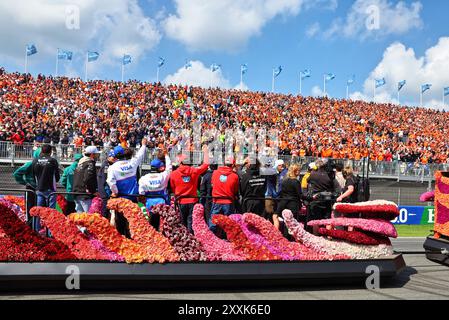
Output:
211,63,221,72
123,55,132,65
325,73,335,82
273,66,283,78
184,61,192,69
375,78,386,88
158,57,165,68
347,75,355,86
26,44,38,56
58,49,73,61
445,87,449,97
241,64,248,75
398,80,406,92
300,69,311,80
87,51,100,62
421,84,432,94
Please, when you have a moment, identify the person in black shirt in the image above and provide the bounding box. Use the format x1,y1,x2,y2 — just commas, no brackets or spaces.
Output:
336,166,357,204
240,160,267,216
200,164,217,222
32,144,60,231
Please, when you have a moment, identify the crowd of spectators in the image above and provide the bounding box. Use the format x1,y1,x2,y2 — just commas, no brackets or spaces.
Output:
1,67,449,165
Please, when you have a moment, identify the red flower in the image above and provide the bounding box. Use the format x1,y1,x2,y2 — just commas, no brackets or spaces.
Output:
318,228,391,246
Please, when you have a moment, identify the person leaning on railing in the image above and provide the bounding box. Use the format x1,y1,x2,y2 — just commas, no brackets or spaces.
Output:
60,153,83,215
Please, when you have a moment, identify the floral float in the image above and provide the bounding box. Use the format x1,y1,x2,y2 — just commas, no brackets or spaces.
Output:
307,218,398,238
152,204,210,261
283,210,394,259
420,191,435,203
333,200,399,220
434,171,449,238
88,197,104,215
212,214,281,261
317,228,391,246
30,207,112,261
107,198,179,263
68,213,147,263
0,200,75,262
192,204,245,261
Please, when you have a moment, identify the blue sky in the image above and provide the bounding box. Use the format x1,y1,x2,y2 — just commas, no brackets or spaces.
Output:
1,0,448,107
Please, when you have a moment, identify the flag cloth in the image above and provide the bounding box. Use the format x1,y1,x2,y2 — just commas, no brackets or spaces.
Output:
421,84,432,94
241,64,248,75
375,78,386,88
301,69,311,80
274,66,282,78
398,80,406,92
26,44,38,56
158,57,165,68
173,98,185,108
445,87,449,97
211,63,221,72
87,51,100,62
325,73,335,82
184,61,192,69
58,49,73,61
123,55,132,65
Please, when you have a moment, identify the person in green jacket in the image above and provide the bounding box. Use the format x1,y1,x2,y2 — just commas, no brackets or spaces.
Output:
13,148,41,217
60,153,83,215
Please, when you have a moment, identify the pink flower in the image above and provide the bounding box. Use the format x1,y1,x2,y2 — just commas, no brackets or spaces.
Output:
88,197,103,215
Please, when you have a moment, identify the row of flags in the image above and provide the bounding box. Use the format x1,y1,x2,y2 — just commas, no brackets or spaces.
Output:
23,44,449,99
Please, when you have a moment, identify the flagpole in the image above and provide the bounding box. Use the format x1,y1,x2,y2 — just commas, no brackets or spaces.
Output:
397,89,400,105
323,75,326,97
121,63,124,83
156,66,160,83
272,69,275,93
25,47,28,74
55,50,59,77
346,84,349,100
443,89,446,108
373,80,376,101
85,52,88,82
420,90,423,108
299,74,302,96
240,66,243,89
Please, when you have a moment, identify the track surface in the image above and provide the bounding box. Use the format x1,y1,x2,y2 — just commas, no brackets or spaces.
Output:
1,238,448,300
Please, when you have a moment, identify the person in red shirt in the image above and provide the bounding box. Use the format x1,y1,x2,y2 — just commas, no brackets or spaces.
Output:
170,145,209,233
209,156,239,236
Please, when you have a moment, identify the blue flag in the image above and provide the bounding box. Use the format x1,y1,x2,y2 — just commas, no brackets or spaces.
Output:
300,69,311,80
241,64,248,75
158,57,165,68
184,61,192,69
325,73,335,82
26,44,38,56
274,66,282,78
398,80,406,92
211,63,221,72
347,75,355,86
123,55,132,65
58,49,73,61
421,84,432,94
87,51,100,62
375,78,386,88
445,87,449,97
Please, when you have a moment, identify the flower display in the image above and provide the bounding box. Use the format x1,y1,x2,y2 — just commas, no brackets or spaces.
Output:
88,197,104,215
283,210,394,259
307,218,398,238
152,204,210,261
333,200,399,221
56,194,68,214
242,213,347,261
30,207,111,261
420,191,435,202
68,213,148,263
212,214,280,261
0,200,76,262
434,172,449,237
3,195,26,213
87,234,125,262
192,204,245,261
107,198,179,263
317,228,391,245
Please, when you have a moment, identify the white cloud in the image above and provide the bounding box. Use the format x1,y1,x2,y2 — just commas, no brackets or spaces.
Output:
306,22,321,38
350,38,449,109
311,86,325,97
234,82,249,91
163,0,337,52
0,0,161,74
163,61,231,89
323,0,423,39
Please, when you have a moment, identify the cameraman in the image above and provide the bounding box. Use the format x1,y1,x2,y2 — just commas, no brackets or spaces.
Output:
306,159,335,234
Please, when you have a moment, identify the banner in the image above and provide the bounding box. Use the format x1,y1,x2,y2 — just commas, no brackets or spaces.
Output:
391,206,435,225
173,99,185,108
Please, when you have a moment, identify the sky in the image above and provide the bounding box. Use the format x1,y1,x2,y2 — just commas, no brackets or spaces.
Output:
0,0,448,109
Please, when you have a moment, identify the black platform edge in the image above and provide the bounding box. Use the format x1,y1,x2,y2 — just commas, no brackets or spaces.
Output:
0,255,406,291
424,236,449,266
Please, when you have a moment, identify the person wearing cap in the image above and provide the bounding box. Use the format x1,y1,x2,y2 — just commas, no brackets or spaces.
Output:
170,144,209,233
72,146,101,212
60,153,83,215
96,149,117,218
138,149,172,229
209,156,239,236
264,159,287,220
301,162,317,192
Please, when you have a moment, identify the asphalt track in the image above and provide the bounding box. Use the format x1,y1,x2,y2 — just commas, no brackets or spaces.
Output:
1,238,448,300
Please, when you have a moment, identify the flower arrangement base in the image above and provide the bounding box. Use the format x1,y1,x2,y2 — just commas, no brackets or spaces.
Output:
423,236,449,267
0,255,406,290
